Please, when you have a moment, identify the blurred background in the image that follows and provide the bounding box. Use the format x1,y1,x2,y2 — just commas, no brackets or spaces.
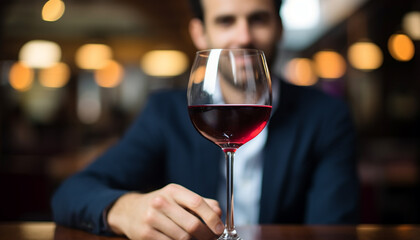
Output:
0,0,419,223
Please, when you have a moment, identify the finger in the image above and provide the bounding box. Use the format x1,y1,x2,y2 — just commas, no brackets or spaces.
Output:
149,197,192,240
152,192,215,239
166,200,216,239
167,184,224,235
204,198,222,217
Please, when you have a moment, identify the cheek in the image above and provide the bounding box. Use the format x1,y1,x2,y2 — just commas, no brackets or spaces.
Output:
206,29,238,48
254,31,277,54
254,29,277,47
208,37,230,49
254,30,278,61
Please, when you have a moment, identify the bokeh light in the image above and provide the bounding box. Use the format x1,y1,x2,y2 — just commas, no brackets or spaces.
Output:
77,94,101,124
285,58,318,86
19,40,61,68
42,0,65,22
22,82,63,123
348,41,383,71
388,34,415,62
141,50,189,77
313,50,346,79
75,44,113,70
94,60,124,88
9,62,34,91
402,11,420,40
191,66,206,84
77,75,101,124
39,62,70,88
281,0,320,30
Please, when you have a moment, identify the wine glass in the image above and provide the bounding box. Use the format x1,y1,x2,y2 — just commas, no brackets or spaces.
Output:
187,49,272,240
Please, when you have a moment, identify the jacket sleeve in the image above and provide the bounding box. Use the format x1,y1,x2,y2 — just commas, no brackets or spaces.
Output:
51,93,168,235
305,100,360,224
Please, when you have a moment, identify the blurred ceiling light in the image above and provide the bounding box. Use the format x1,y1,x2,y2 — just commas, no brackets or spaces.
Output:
19,40,61,68
9,62,34,91
141,50,189,77
42,0,65,22
348,41,383,71
388,34,415,62
281,0,320,30
313,50,346,79
403,11,420,40
94,60,124,88
285,58,318,86
39,62,70,88
75,44,113,70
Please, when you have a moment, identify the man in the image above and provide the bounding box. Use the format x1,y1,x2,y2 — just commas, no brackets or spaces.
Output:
52,0,360,239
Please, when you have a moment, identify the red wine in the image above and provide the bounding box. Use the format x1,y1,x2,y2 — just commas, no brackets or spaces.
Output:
188,105,271,152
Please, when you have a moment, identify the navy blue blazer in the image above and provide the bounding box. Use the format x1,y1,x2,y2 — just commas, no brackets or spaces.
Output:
52,80,360,234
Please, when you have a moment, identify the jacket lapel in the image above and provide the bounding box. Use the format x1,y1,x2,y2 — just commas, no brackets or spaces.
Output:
194,139,222,199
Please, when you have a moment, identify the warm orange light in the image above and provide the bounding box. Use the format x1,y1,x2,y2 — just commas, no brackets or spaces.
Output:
313,51,346,79
19,222,55,239
348,41,383,71
94,60,124,88
141,50,189,77
388,34,415,62
9,62,34,91
42,0,65,22
191,66,206,84
286,58,317,86
39,62,70,88
396,225,414,231
75,44,113,70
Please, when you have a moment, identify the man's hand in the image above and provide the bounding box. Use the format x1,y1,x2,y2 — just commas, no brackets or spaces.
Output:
107,184,224,240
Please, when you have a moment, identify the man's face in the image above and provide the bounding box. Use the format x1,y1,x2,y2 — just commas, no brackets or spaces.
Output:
199,0,282,64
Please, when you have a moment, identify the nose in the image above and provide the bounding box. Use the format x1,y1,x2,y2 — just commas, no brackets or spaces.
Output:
234,20,253,48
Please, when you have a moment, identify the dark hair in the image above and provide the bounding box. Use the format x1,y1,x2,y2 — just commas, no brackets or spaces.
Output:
189,0,283,21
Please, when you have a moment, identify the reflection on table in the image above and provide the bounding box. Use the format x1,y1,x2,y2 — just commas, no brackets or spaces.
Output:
0,222,420,240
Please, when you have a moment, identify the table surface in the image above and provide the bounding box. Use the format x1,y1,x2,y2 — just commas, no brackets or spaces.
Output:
1,222,420,240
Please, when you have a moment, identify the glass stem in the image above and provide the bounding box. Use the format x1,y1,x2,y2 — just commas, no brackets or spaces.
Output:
225,151,236,233
219,150,240,240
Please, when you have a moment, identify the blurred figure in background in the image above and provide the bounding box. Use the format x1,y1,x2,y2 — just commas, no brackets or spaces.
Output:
52,0,360,239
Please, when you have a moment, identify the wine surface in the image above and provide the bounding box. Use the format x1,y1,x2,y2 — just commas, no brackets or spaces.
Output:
188,105,271,152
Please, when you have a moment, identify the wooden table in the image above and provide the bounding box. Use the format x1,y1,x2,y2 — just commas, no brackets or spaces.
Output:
1,222,420,240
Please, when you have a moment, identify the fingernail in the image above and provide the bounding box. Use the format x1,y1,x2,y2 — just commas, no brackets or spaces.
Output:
216,223,224,234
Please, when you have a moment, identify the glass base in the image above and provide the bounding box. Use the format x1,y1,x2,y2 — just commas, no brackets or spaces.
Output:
218,229,242,240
